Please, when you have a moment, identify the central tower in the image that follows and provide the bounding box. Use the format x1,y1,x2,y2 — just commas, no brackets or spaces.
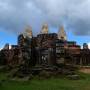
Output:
58,26,67,41
24,26,33,39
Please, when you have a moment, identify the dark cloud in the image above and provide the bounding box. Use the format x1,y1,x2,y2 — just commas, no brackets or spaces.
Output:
0,0,90,35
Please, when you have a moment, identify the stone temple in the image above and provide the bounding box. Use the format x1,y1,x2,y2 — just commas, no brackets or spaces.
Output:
0,24,90,73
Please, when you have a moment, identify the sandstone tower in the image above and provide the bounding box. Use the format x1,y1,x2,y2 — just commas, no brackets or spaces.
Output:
24,26,33,38
58,26,67,40
40,24,48,34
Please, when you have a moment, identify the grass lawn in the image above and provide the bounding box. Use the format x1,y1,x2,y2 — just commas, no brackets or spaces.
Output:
0,72,90,90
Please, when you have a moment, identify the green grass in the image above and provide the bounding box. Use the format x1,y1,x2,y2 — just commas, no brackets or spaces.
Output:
0,72,90,90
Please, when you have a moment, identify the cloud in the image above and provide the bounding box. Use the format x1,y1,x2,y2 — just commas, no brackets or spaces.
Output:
88,43,90,49
0,0,90,35
0,47,2,50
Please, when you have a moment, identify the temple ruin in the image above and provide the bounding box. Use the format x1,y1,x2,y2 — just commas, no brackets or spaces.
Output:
0,25,90,74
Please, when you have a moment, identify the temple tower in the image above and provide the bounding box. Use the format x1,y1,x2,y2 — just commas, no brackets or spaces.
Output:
24,26,33,38
58,26,67,40
40,24,48,34
83,43,88,49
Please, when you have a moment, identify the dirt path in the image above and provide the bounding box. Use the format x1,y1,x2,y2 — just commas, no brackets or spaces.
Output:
79,66,90,74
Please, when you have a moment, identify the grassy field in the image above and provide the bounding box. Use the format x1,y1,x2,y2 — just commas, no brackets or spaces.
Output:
0,72,90,90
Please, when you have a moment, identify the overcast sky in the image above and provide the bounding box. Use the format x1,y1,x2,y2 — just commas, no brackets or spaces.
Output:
0,0,90,48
